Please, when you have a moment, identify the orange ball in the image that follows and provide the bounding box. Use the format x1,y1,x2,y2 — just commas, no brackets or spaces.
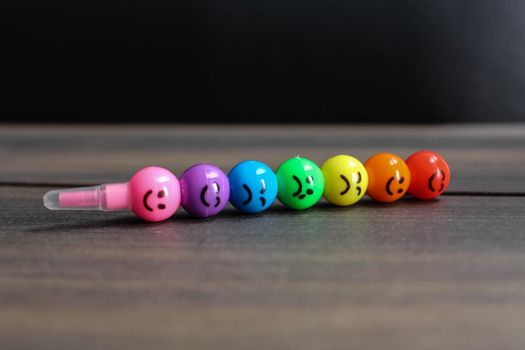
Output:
406,150,450,200
365,152,410,203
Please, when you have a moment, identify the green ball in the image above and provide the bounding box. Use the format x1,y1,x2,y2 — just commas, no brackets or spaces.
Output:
276,157,324,210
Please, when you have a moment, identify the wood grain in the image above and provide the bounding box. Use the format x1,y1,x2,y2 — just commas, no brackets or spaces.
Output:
1,124,524,192
2,185,525,350
1,125,525,350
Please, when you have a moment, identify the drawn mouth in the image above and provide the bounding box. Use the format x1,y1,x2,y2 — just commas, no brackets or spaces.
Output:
292,175,302,197
340,174,350,195
386,176,395,196
143,190,153,212
242,184,253,205
429,169,446,192
200,185,210,207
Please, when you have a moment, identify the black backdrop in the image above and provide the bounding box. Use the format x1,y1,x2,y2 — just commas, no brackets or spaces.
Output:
2,0,525,122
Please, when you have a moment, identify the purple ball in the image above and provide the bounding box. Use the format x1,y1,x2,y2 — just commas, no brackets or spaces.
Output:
180,163,230,218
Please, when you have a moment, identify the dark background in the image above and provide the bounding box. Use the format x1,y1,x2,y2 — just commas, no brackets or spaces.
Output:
2,0,525,123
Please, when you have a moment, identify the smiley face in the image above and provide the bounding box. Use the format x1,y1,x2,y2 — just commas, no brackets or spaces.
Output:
228,160,278,214
143,189,168,211
292,174,315,199
276,157,324,210
200,182,221,208
406,150,451,200
180,163,230,218
128,166,181,222
321,155,368,206
241,182,265,206
386,175,406,195
339,172,362,196
365,153,410,203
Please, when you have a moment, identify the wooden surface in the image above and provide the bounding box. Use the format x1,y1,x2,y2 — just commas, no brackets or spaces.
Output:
1,124,524,350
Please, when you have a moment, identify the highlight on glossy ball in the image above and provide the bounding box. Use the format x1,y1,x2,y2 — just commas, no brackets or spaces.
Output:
180,163,230,218
365,152,410,203
128,166,181,222
321,155,368,206
276,156,324,210
406,150,451,200
228,160,278,214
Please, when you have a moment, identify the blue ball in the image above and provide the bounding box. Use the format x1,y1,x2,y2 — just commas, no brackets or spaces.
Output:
228,160,278,214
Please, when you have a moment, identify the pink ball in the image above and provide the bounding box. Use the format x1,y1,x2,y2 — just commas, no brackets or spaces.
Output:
128,166,181,222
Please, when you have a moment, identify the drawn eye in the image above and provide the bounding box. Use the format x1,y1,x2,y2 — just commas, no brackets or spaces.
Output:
212,182,220,193
157,190,166,198
260,179,266,194
306,176,313,184
356,172,362,184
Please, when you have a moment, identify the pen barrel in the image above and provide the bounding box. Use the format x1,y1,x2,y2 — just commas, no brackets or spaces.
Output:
43,183,129,211
60,190,100,208
101,183,129,210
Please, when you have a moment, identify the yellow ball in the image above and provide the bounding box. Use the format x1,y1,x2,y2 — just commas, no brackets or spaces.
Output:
321,155,368,206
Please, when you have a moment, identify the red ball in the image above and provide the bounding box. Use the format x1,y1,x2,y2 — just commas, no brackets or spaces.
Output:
405,150,451,200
